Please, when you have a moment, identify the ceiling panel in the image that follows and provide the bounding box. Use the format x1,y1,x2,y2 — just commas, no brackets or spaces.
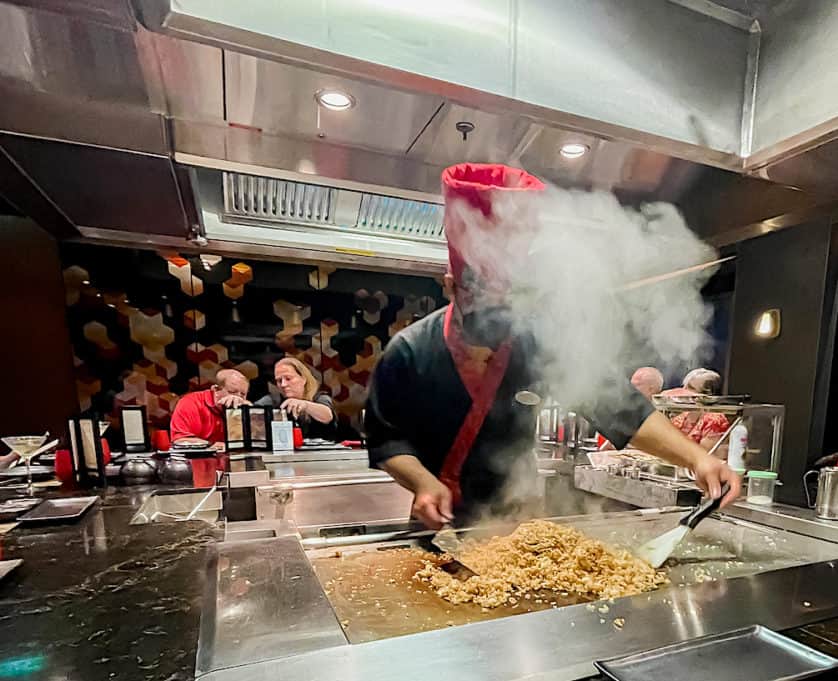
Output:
407,103,700,199
223,52,445,154
0,85,167,154
2,0,136,31
703,0,783,23
137,29,225,121
0,3,151,110
515,0,747,155
520,127,682,196
405,103,533,166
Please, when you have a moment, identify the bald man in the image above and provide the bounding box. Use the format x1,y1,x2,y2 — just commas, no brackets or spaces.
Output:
170,369,251,444
631,367,664,400
598,367,664,451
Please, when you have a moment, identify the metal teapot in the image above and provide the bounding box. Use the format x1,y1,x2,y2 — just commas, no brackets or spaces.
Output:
119,457,157,484
159,455,193,485
804,467,838,520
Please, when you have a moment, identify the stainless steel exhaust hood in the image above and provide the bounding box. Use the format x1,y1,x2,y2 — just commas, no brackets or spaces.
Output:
190,167,448,274
134,0,838,188
2,0,838,272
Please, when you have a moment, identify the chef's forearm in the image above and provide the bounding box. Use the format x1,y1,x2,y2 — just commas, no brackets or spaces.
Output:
628,410,704,469
380,454,439,494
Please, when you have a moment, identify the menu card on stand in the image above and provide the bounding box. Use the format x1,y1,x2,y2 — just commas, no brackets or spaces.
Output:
222,407,245,451
120,405,150,453
67,418,81,477
68,416,107,486
271,409,294,451
244,405,273,451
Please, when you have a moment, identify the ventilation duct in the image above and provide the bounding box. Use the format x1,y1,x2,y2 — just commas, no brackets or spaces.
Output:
196,170,449,274
221,172,446,244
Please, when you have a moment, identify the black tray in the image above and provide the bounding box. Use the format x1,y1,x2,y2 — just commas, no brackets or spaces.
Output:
18,496,98,524
0,497,41,521
595,625,838,681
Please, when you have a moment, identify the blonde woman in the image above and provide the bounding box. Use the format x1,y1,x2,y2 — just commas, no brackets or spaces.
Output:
254,358,338,440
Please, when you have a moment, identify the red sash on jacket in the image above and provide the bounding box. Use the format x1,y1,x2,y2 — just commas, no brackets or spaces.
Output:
438,304,512,506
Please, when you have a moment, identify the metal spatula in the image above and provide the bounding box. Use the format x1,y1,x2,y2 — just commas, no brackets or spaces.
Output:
432,524,479,576
635,483,730,568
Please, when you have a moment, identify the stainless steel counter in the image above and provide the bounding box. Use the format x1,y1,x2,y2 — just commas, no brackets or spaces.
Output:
197,532,346,675
263,476,414,530
574,465,702,508
200,506,838,681
201,558,838,681
194,455,838,681
266,459,375,478
260,448,369,464
725,500,838,544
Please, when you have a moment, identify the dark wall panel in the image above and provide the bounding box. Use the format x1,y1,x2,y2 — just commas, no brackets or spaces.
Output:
0,217,77,440
728,220,837,504
60,243,445,439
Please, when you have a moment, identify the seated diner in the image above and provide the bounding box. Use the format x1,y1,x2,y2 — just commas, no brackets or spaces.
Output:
254,358,338,440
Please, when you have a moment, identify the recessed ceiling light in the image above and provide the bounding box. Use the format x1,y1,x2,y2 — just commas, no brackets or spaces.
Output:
315,89,355,111
560,142,589,159
82,280,91,285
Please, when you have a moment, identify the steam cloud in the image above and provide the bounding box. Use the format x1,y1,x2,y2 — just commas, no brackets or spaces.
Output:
448,182,717,417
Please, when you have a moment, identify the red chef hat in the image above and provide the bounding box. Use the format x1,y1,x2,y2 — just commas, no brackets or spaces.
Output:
442,163,546,290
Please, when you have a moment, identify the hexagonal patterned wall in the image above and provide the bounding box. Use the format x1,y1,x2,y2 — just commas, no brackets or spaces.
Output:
61,244,443,438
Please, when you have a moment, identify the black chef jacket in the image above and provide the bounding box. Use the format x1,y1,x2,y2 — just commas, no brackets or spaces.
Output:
365,307,654,517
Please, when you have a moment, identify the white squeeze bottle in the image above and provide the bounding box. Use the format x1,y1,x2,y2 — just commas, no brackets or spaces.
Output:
727,422,748,470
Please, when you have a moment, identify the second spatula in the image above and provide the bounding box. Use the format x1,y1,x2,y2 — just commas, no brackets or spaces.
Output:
635,483,731,568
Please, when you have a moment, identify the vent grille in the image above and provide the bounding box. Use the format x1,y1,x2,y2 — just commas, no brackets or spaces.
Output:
224,173,336,224
357,194,444,240
222,172,445,243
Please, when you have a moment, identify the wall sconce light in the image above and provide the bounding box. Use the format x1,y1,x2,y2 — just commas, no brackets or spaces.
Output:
754,309,781,339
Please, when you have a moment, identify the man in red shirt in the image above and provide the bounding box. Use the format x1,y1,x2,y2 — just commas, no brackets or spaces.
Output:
170,369,251,444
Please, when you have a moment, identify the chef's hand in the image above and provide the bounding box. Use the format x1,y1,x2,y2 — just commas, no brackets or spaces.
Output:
281,398,308,420
379,455,454,530
631,411,742,508
693,456,741,508
412,478,454,530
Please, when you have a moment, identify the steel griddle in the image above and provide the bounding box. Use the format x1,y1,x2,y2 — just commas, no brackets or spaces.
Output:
306,510,838,645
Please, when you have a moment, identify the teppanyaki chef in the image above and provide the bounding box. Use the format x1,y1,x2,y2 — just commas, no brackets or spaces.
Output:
364,163,741,529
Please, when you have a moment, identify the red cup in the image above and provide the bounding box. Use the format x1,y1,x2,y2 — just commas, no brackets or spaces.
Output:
293,427,304,449
54,449,74,482
152,430,171,452
192,458,217,488
100,438,112,465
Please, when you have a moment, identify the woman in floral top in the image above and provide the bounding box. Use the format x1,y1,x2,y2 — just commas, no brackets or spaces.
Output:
665,369,731,456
